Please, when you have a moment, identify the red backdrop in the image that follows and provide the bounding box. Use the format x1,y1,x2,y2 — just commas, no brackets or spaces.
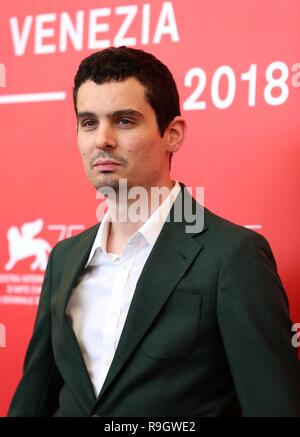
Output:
0,0,300,416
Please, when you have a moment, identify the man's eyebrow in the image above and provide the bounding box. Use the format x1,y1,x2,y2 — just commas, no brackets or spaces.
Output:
110,109,144,119
77,111,97,119
77,109,144,119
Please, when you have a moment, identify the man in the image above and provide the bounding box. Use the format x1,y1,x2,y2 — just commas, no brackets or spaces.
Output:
8,47,300,417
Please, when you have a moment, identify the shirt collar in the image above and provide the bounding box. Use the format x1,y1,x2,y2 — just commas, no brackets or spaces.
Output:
85,181,181,267
137,181,180,246
85,209,111,267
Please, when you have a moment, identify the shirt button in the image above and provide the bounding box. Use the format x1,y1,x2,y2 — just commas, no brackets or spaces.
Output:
110,310,118,318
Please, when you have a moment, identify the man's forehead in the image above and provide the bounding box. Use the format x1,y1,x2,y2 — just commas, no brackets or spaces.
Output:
77,77,146,97
76,78,150,113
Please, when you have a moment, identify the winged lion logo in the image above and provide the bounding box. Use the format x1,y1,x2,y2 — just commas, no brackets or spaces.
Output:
5,219,51,271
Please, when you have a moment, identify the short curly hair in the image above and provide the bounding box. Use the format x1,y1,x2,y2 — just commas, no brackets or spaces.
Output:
73,46,181,140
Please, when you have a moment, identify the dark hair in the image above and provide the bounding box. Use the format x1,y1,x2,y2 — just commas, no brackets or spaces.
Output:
73,47,181,166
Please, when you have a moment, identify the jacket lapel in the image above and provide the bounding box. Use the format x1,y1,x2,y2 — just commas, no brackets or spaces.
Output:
94,186,208,405
54,224,100,411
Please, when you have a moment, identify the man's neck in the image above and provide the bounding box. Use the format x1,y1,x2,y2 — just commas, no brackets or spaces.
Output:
105,180,176,254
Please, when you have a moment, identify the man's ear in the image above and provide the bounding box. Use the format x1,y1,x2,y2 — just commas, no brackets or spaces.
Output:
166,116,187,153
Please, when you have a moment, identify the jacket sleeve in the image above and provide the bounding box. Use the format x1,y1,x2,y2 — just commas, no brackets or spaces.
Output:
7,247,63,417
217,231,300,416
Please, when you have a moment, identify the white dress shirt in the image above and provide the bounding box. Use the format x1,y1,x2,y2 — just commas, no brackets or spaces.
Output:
66,181,180,396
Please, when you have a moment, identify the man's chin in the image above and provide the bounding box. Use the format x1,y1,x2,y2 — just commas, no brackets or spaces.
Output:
94,176,126,194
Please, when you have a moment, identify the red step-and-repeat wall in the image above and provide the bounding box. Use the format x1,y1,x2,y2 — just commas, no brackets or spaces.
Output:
0,0,299,416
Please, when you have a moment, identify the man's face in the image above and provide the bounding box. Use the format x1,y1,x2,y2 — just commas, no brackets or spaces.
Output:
76,77,173,192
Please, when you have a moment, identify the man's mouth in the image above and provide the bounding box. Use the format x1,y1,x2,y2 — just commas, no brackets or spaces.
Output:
93,160,122,170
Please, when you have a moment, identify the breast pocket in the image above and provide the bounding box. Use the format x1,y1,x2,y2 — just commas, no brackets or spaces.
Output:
141,291,202,360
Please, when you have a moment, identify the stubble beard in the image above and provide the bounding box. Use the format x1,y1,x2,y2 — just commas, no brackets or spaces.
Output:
96,176,120,192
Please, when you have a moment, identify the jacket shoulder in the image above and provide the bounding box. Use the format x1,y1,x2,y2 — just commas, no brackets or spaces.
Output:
203,206,270,251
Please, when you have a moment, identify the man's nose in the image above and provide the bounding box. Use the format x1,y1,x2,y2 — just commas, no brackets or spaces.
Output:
95,123,116,150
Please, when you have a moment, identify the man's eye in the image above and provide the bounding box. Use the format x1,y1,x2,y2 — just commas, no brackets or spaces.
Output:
81,120,96,128
117,118,134,127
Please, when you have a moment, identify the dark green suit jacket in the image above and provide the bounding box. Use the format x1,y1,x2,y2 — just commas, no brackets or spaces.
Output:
8,185,300,416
